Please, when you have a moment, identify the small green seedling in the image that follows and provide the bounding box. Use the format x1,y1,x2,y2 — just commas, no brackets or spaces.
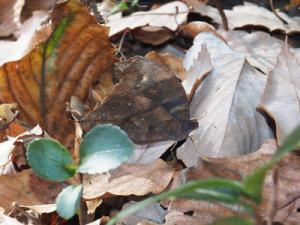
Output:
106,125,300,225
27,124,134,220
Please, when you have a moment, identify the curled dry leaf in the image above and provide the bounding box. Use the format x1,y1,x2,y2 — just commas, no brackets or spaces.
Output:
132,26,173,46
81,56,196,144
193,2,300,34
258,44,300,144
108,1,188,37
0,0,115,146
83,159,174,199
178,32,272,160
146,51,185,81
181,21,225,41
0,170,66,211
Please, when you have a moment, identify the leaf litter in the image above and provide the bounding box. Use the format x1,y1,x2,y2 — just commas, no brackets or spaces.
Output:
1,0,300,224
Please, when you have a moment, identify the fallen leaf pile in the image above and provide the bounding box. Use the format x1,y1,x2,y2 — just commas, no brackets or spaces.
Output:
0,0,300,225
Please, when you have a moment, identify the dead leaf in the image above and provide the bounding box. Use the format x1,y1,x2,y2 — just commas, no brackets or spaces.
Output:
0,0,24,38
118,201,166,225
83,159,174,199
194,2,300,34
146,51,185,81
81,56,196,144
0,0,115,146
0,210,23,225
0,11,49,66
0,170,66,211
128,141,175,165
178,32,273,161
181,21,225,41
258,44,300,144
132,27,173,46
108,1,188,37
221,30,283,74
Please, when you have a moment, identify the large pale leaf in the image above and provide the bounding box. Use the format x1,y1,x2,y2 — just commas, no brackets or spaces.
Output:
221,31,282,74
258,45,300,144
178,32,272,161
0,0,115,146
107,1,188,36
192,2,300,34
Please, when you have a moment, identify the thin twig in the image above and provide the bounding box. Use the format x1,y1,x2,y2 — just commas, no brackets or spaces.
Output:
210,0,228,31
269,0,288,24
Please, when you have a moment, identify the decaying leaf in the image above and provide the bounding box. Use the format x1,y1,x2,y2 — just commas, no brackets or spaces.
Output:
0,0,24,38
81,56,196,144
0,0,115,146
146,51,185,81
193,2,300,34
178,32,273,160
83,159,174,199
258,44,300,144
0,170,66,211
0,210,23,225
181,21,225,41
108,1,188,37
132,27,173,46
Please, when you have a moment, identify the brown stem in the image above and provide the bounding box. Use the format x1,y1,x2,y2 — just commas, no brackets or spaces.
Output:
210,0,228,31
269,0,288,24
267,168,279,225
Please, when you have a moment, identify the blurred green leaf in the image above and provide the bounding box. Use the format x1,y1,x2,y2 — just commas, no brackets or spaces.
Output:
210,217,254,225
56,184,83,219
78,124,134,174
106,178,254,225
243,125,300,202
27,138,76,181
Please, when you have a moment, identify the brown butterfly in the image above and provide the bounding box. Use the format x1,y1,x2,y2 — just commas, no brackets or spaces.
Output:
81,56,197,144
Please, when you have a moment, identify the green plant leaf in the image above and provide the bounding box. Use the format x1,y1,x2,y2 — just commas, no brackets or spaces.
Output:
210,217,255,225
243,125,300,202
27,138,76,181
106,178,254,225
56,184,83,219
78,124,134,174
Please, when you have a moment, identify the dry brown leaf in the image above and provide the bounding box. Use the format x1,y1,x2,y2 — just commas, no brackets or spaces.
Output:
0,0,24,38
132,27,173,46
83,159,174,199
194,2,300,34
108,1,188,37
0,0,115,146
181,21,225,41
258,44,300,144
81,56,195,144
178,32,272,161
146,51,185,80
0,170,66,211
